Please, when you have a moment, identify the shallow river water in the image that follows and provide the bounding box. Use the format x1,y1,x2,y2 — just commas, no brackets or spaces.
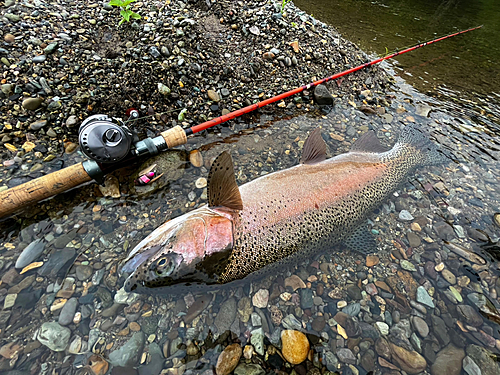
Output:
1,3,500,375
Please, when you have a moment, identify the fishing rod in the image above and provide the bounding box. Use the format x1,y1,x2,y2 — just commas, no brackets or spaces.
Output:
0,25,482,219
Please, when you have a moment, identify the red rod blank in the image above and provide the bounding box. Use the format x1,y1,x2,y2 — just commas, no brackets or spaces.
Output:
189,25,482,135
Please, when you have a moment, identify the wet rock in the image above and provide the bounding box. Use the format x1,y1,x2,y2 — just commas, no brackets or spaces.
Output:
441,269,456,284
334,312,361,337
311,316,326,332
434,222,455,240
300,288,313,309
346,285,362,300
22,97,43,110
430,344,465,375
336,348,356,364
282,314,302,331
431,315,450,346
389,342,427,374
466,344,500,375
189,150,203,168
399,210,414,221
215,297,237,333
284,275,306,290
234,363,265,375
407,232,421,247
250,328,264,355
252,289,269,308
314,84,334,105
38,248,76,277
75,265,93,281
37,322,71,351
366,255,379,267
2,268,22,285
216,343,242,375
109,332,145,367
342,302,361,316
98,175,121,198
463,355,482,375
411,316,429,338
207,90,220,102
138,343,163,375
237,297,252,323
281,330,309,364
456,304,483,327
59,298,78,326
416,286,434,308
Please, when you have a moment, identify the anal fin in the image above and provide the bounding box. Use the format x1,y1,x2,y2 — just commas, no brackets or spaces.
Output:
342,225,378,255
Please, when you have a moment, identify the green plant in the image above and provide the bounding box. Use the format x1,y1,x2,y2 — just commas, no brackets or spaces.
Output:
281,0,292,14
108,0,141,26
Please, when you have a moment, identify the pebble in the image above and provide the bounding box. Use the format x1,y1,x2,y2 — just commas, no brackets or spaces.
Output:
336,348,356,364
195,177,207,189
462,356,482,375
208,90,220,102
416,286,435,308
366,255,379,267
22,97,43,110
108,332,145,367
15,239,45,269
401,260,416,271
466,344,500,375
389,342,427,374
33,55,47,63
431,344,465,375
215,297,237,333
190,150,203,167
250,328,264,355
411,316,429,338
399,210,414,221
374,322,389,335
216,343,242,375
284,275,306,290
234,363,265,375
37,322,71,351
441,269,456,284
58,297,78,326
281,330,309,364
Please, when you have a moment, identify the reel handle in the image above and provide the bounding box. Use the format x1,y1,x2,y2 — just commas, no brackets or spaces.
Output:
0,162,92,218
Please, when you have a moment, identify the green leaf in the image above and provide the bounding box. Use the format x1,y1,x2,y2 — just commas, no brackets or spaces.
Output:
118,18,125,26
109,0,123,7
130,12,141,19
120,9,133,22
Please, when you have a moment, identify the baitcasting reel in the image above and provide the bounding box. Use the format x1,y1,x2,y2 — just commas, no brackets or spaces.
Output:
78,111,140,163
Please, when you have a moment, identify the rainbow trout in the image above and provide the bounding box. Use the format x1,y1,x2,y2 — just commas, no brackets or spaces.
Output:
122,125,445,294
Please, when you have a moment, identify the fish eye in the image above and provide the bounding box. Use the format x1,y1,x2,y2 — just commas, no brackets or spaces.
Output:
154,256,174,276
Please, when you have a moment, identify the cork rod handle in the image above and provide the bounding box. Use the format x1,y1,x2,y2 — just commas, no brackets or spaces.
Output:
160,126,187,148
0,162,92,218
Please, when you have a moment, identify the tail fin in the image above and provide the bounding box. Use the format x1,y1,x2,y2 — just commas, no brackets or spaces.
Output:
397,124,449,166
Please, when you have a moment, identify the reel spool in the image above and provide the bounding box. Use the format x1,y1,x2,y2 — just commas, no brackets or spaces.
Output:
78,113,139,163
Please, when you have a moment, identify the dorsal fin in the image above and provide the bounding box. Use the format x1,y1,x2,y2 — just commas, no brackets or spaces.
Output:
300,128,327,164
350,131,388,153
207,151,243,210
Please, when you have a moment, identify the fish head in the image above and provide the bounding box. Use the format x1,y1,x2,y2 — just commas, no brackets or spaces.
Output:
122,207,234,293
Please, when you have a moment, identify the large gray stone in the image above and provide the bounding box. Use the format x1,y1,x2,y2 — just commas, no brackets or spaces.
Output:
109,332,145,367
37,322,71,351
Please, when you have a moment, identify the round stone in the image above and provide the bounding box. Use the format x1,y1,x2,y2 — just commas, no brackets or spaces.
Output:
281,330,309,364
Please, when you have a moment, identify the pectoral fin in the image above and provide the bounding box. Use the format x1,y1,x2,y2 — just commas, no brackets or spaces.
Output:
342,225,378,255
